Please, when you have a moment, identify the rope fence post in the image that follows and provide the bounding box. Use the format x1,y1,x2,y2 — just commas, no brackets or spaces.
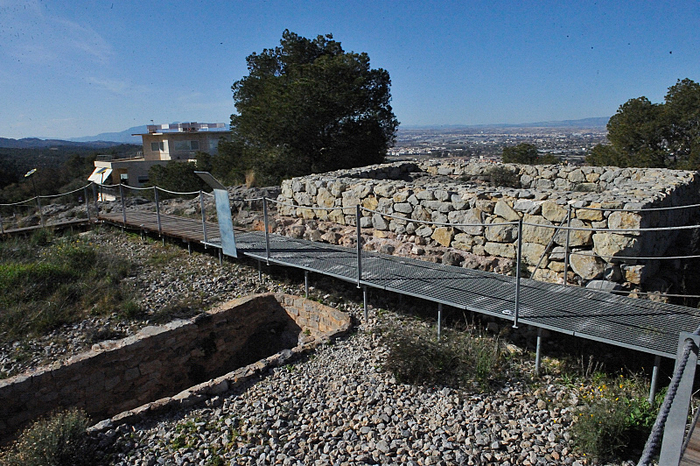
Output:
513,218,523,328
200,190,208,245
658,332,700,465
264,197,270,264
356,204,362,288
564,205,572,286
92,183,99,214
119,184,126,226
154,187,162,235
83,186,90,222
37,195,45,228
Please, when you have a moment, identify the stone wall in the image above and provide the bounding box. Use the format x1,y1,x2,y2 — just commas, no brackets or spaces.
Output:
0,293,351,440
274,160,700,289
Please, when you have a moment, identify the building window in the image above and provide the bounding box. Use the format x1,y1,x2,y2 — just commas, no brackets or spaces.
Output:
137,175,149,183
151,142,164,152
190,140,199,150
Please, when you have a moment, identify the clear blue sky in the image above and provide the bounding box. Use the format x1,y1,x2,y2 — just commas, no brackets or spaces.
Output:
1,0,699,139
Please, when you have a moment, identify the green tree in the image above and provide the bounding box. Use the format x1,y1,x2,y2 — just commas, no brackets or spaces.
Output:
587,78,700,168
220,30,399,185
502,143,557,164
147,162,206,194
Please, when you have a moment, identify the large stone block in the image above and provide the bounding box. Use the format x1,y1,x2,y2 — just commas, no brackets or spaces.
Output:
541,201,567,223
521,215,555,245
592,233,641,261
576,203,604,221
494,200,521,222
553,218,593,247
484,242,516,259
449,209,483,235
485,217,518,242
521,242,547,267
569,250,604,280
608,211,643,235
431,227,454,247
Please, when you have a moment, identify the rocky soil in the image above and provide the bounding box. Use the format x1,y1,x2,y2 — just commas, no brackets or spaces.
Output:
1,225,643,465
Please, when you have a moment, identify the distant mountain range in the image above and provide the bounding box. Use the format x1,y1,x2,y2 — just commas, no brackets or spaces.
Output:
0,117,609,149
401,117,610,131
0,137,136,150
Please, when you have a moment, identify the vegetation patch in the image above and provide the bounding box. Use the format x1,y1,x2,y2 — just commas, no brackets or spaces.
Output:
377,317,516,391
0,231,138,343
0,408,94,466
571,373,660,461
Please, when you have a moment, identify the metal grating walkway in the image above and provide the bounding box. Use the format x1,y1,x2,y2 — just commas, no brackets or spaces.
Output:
99,211,700,360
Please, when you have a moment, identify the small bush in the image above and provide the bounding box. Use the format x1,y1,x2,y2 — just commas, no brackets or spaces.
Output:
572,374,659,461
488,166,520,188
379,319,507,390
1,408,94,466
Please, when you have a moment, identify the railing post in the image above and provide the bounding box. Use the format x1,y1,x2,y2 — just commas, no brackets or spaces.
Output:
659,332,700,465
154,187,162,235
92,183,99,214
649,355,661,404
513,218,523,329
119,184,127,225
535,327,543,374
83,187,90,222
264,197,270,264
37,195,45,227
356,204,362,288
200,190,208,244
564,205,572,286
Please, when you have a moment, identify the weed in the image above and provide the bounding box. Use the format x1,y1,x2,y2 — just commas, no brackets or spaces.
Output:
572,373,659,461
379,318,512,391
0,408,94,466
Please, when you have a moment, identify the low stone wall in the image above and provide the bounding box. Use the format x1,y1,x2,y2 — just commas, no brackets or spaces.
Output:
0,293,351,440
274,160,700,288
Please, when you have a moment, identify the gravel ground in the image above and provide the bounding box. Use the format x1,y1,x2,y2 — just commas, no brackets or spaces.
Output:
2,227,642,465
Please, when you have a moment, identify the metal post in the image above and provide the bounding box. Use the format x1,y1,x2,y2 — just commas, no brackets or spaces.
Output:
187,242,191,255
37,195,45,227
437,303,443,341
564,205,572,286
513,218,523,329
264,197,270,265
0,211,4,234
119,184,127,226
258,260,262,281
199,190,208,245
92,183,99,214
659,332,700,465
649,355,661,404
84,187,90,222
218,248,222,266
155,187,162,235
356,204,362,288
363,285,368,321
535,327,543,374
305,271,309,298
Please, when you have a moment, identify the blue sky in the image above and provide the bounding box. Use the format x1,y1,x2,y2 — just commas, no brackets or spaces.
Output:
1,0,699,139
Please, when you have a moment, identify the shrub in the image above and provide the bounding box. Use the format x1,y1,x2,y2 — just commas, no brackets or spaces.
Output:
1,408,94,466
378,318,508,390
488,166,520,188
571,374,659,461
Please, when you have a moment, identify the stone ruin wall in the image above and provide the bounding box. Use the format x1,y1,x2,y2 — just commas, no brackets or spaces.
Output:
0,294,351,440
272,160,700,292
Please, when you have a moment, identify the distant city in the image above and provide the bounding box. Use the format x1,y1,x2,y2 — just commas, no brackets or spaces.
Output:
390,119,609,164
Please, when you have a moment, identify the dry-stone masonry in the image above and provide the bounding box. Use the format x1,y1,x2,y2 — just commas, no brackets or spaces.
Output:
0,293,351,440
274,160,700,290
